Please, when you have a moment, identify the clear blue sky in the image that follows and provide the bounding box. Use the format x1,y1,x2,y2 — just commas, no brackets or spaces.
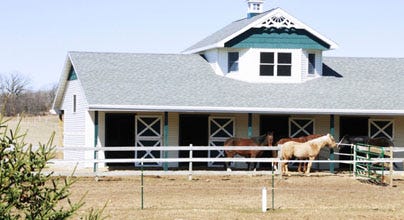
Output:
1,0,403,90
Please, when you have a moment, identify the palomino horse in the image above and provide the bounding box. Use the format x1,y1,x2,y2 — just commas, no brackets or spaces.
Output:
274,134,323,172
281,133,337,176
224,132,274,171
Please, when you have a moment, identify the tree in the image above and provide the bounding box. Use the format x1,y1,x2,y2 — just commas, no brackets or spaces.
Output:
0,72,31,116
0,116,84,219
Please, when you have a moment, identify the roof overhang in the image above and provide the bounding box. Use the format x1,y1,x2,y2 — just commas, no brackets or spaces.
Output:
88,104,404,116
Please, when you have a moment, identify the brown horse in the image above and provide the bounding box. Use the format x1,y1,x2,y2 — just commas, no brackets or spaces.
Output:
274,134,322,172
224,132,274,171
281,133,337,176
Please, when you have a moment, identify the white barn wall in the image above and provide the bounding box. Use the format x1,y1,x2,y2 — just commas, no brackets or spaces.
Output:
60,80,88,167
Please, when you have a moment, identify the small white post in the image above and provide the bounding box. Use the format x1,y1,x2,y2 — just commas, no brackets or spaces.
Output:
262,187,267,213
188,144,193,181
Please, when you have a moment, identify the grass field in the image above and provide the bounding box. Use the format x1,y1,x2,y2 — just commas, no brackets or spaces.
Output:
4,115,62,145
4,115,63,158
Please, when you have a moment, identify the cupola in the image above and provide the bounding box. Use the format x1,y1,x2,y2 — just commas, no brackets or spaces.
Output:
246,0,264,18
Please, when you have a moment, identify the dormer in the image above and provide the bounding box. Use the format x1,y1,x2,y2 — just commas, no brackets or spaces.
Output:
184,3,338,84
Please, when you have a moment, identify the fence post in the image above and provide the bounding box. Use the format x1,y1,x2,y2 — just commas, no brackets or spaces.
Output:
188,144,193,181
262,187,267,213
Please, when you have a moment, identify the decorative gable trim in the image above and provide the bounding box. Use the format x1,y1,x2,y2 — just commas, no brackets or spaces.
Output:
257,13,297,29
184,8,338,54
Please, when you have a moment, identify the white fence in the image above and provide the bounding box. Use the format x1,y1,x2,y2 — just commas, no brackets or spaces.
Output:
51,145,404,176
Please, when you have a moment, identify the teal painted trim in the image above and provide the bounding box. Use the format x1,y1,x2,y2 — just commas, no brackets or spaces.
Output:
329,115,335,174
68,67,77,81
163,112,168,171
225,28,330,50
93,111,99,173
248,113,252,138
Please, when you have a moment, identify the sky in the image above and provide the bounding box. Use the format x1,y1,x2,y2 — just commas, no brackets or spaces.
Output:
1,0,403,90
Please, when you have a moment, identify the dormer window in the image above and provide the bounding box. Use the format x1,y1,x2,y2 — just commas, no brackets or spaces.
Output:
260,52,292,76
228,52,239,72
253,3,260,11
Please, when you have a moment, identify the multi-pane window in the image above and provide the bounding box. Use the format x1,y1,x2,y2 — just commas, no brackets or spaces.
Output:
260,52,292,76
308,53,316,75
228,52,239,72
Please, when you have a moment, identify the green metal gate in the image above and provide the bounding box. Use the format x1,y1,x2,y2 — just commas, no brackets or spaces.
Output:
354,144,386,183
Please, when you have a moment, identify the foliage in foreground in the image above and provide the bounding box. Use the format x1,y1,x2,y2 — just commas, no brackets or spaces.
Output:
0,116,84,219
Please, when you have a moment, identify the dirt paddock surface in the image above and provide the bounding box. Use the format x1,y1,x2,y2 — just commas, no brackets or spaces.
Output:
68,172,404,219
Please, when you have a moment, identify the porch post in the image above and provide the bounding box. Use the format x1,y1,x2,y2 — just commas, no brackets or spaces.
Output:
163,112,169,171
93,111,99,173
329,114,335,173
248,113,252,138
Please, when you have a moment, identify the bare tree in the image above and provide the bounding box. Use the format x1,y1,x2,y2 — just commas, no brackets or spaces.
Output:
0,72,31,116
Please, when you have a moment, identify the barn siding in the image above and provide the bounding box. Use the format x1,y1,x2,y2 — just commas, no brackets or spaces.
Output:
60,80,88,167
167,112,179,167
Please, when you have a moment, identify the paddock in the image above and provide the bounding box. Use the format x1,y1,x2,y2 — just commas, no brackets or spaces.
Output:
65,173,404,219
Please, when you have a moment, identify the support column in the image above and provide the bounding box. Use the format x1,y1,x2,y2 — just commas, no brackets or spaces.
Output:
248,113,252,138
93,111,99,173
329,114,335,173
163,112,169,171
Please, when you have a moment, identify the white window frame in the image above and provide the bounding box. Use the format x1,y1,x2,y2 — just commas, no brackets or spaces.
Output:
260,51,292,77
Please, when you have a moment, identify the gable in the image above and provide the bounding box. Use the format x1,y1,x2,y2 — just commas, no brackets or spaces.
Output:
68,67,77,81
184,8,337,54
225,27,330,50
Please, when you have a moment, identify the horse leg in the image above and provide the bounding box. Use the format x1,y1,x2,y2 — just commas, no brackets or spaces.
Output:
225,151,234,172
305,157,315,176
298,161,303,173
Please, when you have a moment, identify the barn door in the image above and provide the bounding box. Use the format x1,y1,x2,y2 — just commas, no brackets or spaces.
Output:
208,117,235,167
135,115,162,167
289,118,314,137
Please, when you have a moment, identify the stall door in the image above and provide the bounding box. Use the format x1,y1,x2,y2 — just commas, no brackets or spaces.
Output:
208,117,235,167
135,115,162,167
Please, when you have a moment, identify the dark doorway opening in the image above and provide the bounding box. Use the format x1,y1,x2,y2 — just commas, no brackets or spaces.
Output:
260,115,290,169
339,116,369,169
179,115,209,168
260,115,290,144
105,113,135,167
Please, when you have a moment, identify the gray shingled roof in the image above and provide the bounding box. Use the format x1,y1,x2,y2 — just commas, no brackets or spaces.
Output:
184,10,274,53
61,51,404,115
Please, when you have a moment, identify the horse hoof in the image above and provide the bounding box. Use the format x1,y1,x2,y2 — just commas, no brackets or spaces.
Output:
227,168,232,172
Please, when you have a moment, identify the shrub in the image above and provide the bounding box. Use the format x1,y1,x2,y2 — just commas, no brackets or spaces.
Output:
0,116,84,219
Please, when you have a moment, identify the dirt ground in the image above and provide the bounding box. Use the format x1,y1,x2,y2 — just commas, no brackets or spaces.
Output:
67,172,404,219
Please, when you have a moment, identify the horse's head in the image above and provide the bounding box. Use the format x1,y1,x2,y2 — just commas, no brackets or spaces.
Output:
326,133,338,148
266,131,274,146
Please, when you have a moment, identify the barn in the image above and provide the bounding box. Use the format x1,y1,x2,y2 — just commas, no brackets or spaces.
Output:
52,1,404,171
